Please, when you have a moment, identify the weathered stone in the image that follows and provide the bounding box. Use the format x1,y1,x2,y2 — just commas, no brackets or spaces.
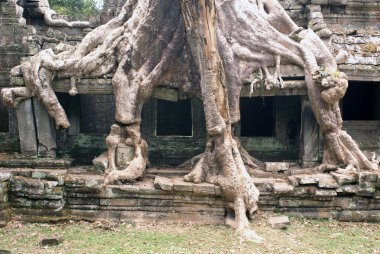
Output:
337,185,359,194
0,172,11,182
40,237,63,247
16,99,37,156
329,0,347,6
359,172,378,184
92,151,108,171
32,98,57,157
268,216,290,229
293,186,317,197
273,182,294,194
295,174,320,185
100,198,138,207
252,178,274,193
116,143,134,168
315,190,337,197
193,182,216,196
173,178,193,192
154,176,173,191
287,176,299,187
318,175,339,189
331,172,358,185
357,172,378,196
265,162,290,172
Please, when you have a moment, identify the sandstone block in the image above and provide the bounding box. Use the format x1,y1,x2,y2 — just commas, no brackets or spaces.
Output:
154,176,173,191
318,175,339,189
315,189,337,197
92,151,108,171
265,162,290,172
173,178,193,192
268,216,290,229
331,172,357,185
193,182,216,196
273,182,294,194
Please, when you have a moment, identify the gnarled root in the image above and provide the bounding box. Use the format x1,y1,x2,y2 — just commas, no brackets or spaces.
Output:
104,123,149,185
1,87,33,108
323,130,377,171
184,133,260,232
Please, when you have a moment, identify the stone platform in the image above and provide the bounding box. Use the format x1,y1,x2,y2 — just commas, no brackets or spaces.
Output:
0,166,379,227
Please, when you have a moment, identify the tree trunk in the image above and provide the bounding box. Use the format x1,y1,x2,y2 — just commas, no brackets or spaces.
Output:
180,0,260,233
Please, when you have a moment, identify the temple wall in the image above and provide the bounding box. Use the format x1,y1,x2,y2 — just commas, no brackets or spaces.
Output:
0,169,379,226
0,0,379,164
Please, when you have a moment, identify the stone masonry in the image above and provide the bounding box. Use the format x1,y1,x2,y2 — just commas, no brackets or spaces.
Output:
0,168,379,226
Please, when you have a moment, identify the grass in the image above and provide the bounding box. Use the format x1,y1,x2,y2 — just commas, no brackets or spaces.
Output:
0,212,379,254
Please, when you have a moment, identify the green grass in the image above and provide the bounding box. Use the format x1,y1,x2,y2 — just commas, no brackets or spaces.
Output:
0,213,379,254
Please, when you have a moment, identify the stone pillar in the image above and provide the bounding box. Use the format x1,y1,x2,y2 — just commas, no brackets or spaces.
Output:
300,96,320,167
33,98,57,157
16,98,38,157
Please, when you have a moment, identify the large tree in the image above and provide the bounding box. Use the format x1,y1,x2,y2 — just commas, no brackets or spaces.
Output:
2,0,378,236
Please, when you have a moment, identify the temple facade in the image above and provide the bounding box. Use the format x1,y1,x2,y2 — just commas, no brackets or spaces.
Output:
0,0,379,167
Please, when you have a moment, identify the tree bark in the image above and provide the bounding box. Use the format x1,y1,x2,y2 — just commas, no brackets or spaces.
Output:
180,0,260,233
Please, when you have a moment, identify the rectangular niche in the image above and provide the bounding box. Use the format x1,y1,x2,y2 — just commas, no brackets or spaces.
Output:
156,99,192,136
80,95,116,134
240,97,274,137
343,82,380,121
0,99,9,133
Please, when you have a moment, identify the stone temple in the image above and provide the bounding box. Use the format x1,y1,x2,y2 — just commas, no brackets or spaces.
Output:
0,0,379,227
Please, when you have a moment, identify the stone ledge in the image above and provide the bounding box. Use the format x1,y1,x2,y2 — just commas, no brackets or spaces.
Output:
0,168,379,226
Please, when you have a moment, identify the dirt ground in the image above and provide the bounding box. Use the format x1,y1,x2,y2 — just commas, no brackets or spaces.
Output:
0,212,379,254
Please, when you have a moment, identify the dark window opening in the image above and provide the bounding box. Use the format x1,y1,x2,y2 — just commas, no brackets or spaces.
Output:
156,99,192,136
0,99,9,132
240,97,274,137
80,95,116,134
343,82,380,121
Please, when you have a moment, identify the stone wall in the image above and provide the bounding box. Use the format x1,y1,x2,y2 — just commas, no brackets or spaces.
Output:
0,168,379,226
0,0,23,152
0,172,11,227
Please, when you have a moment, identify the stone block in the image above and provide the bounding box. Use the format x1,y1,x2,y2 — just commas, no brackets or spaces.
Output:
193,182,216,196
336,185,359,194
268,216,290,229
273,182,294,194
287,176,299,187
40,237,63,247
16,99,37,156
100,198,138,207
0,172,11,182
252,178,274,193
295,174,320,185
173,178,193,192
265,162,290,172
293,186,317,197
329,0,347,6
138,198,173,207
306,4,321,12
116,143,134,168
32,98,57,157
331,172,358,185
315,190,337,197
92,151,108,171
103,185,139,198
154,176,173,191
358,172,378,196
318,175,339,189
